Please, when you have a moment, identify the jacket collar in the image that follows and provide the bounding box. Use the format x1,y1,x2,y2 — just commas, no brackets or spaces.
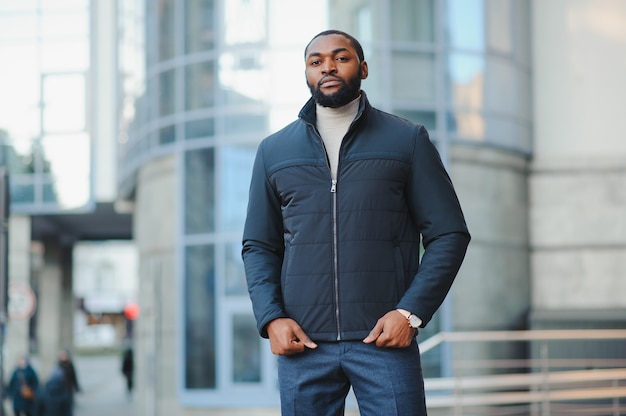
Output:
298,90,371,126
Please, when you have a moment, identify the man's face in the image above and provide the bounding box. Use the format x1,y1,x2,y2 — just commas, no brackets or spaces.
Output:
305,34,368,108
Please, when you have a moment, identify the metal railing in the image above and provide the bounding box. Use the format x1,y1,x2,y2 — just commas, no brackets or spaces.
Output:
419,329,626,416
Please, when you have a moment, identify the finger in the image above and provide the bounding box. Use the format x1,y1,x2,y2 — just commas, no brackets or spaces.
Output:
363,321,383,344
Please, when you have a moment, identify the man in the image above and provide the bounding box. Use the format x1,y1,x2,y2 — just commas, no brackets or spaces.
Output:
242,30,470,415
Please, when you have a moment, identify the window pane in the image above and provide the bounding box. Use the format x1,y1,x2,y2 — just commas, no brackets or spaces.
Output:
225,242,246,296
390,0,434,42
486,0,512,53
185,0,215,53
447,0,485,51
220,144,256,233
42,40,89,72
157,0,176,61
223,114,266,135
391,52,435,103
447,53,485,109
186,61,215,111
232,314,261,383
447,110,484,140
185,118,215,139
158,125,175,144
42,73,86,133
40,133,91,208
41,11,88,38
9,176,35,205
0,15,37,41
223,0,266,45
185,148,215,234
219,51,268,105
159,69,175,117
185,244,216,388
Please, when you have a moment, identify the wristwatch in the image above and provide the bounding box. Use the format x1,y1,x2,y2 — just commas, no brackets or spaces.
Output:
397,309,422,329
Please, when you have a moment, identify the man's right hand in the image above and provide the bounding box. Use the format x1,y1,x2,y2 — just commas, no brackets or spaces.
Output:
266,318,318,355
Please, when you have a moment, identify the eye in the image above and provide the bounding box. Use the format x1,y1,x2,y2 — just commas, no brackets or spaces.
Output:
336,56,349,62
310,60,321,66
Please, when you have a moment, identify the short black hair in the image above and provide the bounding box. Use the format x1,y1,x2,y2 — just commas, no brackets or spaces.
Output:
305,30,365,62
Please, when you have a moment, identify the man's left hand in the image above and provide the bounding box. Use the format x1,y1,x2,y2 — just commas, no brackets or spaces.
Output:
362,310,416,348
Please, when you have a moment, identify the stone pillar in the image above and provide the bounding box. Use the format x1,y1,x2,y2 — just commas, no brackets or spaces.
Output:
133,155,177,415
36,241,75,378
4,216,32,378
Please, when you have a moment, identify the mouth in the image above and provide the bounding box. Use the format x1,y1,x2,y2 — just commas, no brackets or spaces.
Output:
319,77,343,88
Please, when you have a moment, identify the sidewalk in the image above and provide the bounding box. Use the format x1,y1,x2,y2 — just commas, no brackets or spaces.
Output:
73,353,136,416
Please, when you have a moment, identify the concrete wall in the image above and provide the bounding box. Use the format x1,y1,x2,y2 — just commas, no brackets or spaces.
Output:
530,0,626,323
450,144,530,332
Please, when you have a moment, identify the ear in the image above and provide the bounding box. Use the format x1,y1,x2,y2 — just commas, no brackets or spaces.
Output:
361,60,369,80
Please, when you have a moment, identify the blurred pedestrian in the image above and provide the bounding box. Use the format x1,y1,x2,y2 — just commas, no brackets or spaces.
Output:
121,347,134,396
57,349,80,414
38,368,72,416
6,354,39,416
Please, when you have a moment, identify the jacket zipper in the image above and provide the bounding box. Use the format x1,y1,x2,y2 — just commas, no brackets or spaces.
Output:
330,179,341,340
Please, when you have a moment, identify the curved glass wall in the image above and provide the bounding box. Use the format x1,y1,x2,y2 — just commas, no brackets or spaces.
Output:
118,0,531,406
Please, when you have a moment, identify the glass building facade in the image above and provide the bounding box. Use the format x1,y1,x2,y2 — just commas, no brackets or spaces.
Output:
117,0,531,409
0,0,92,212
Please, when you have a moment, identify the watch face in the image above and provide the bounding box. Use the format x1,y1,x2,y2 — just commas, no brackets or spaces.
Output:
409,315,421,328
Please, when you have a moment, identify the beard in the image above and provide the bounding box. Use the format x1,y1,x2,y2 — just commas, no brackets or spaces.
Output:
308,69,362,108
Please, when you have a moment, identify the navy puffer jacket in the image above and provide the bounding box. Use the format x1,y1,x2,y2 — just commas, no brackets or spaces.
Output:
242,92,470,342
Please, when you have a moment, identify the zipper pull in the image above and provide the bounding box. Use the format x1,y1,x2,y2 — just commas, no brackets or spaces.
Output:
330,179,337,193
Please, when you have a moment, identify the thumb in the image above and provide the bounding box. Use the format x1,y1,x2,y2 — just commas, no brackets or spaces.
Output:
294,328,318,349
363,321,383,344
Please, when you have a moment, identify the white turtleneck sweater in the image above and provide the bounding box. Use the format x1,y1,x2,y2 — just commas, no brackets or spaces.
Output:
315,96,360,179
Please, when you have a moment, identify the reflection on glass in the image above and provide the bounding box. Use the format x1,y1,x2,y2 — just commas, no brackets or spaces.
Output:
159,69,175,116
185,148,215,234
185,244,216,389
447,53,484,109
220,144,256,233
225,242,246,296
185,0,215,53
392,52,435,103
232,314,261,383
186,61,215,110
447,110,484,140
219,52,268,104
447,0,485,51
390,0,434,42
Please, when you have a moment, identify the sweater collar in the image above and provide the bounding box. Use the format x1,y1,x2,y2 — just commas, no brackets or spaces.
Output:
299,90,370,126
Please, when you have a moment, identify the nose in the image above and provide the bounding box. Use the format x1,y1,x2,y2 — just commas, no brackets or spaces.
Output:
321,58,336,75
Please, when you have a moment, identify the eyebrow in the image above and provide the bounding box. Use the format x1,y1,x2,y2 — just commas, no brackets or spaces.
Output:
307,47,351,60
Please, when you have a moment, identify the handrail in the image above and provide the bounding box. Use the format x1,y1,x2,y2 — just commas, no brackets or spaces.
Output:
419,329,626,354
419,329,626,414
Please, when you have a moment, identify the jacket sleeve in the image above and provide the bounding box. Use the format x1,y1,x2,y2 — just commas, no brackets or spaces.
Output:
241,141,288,337
397,125,471,326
